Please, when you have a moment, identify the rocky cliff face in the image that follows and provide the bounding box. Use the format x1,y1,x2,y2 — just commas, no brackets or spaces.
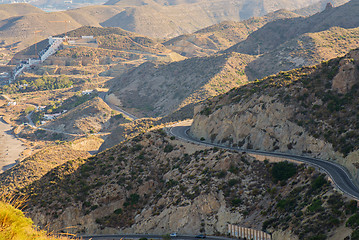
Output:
332,50,359,94
191,95,335,159
191,48,359,184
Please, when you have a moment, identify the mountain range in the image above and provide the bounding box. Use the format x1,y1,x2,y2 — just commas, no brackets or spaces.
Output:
0,0,351,55
2,0,359,239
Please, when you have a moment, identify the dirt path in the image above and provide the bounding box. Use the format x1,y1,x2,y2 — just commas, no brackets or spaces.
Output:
0,117,26,173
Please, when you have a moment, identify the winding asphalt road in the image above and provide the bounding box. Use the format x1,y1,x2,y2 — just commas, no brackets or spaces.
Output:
169,124,359,200
78,234,231,240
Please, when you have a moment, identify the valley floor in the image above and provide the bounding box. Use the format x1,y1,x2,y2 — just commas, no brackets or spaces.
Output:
0,117,26,173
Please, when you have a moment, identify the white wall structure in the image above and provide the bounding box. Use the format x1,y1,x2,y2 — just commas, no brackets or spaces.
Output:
228,224,271,240
39,37,64,62
12,37,65,81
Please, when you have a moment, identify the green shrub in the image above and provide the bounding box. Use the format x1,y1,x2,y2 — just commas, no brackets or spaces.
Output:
311,175,327,191
231,198,241,206
309,234,327,240
308,198,323,212
164,144,174,153
228,179,239,187
271,161,297,182
200,107,212,116
276,198,296,211
131,144,143,152
347,213,359,228
114,208,123,214
351,229,359,240
123,194,140,207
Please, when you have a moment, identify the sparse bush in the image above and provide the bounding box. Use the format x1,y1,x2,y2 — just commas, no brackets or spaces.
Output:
200,107,212,116
231,198,241,206
114,208,123,214
164,144,174,153
123,194,140,207
311,175,327,191
346,213,359,228
271,161,297,182
308,198,323,212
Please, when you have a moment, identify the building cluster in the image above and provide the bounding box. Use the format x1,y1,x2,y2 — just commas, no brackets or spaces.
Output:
11,35,97,82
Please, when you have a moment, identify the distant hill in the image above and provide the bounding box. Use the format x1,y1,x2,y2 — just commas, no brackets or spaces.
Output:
0,11,83,54
0,5,125,55
0,3,43,21
110,52,254,117
294,0,350,16
0,0,331,55
226,0,359,55
66,26,170,54
164,9,299,57
245,26,359,80
101,0,326,38
109,17,359,118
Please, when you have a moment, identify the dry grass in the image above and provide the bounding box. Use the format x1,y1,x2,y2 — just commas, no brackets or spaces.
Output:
0,196,71,240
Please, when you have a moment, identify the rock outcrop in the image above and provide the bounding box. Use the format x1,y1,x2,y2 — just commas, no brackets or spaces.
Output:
191,94,336,159
332,51,359,93
325,2,334,10
191,48,359,184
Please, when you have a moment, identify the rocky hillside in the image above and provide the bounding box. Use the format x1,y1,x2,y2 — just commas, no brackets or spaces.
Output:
106,1,359,119
101,0,324,38
163,10,299,57
227,0,359,55
191,48,359,183
108,24,359,118
12,129,359,239
110,52,254,117
0,3,43,21
294,0,349,16
245,26,359,80
0,139,96,196
43,97,130,134
98,102,198,152
98,118,159,151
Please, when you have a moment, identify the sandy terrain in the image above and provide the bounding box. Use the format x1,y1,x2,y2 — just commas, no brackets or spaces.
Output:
0,117,26,173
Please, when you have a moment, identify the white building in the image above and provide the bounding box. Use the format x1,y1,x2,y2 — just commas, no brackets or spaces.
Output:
7,101,16,106
43,112,62,120
82,90,93,95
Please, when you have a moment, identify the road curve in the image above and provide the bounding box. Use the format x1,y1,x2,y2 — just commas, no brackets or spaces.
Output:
169,124,359,200
98,92,138,121
78,234,232,240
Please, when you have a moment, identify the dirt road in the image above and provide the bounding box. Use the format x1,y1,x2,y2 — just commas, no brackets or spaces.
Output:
0,117,26,173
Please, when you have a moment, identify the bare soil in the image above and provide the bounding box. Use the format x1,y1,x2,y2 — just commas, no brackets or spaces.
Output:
0,117,26,173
